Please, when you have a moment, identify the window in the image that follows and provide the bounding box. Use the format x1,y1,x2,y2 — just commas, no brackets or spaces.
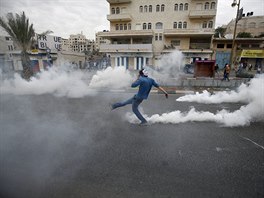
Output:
155,22,163,29
120,24,123,30
128,23,131,30
184,3,188,11
248,22,256,28
259,22,264,27
155,34,159,41
124,24,127,30
159,34,163,41
179,4,183,11
149,5,152,12
139,6,143,13
115,24,119,30
174,4,178,11
111,8,115,14
143,23,147,30
116,7,120,14
178,22,182,29
226,44,232,48
171,40,180,46
217,44,225,48
205,2,210,10
202,21,207,28
148,23,152,29
144,5,148,12
161,4,165,12
183,22,187,29
156,5,160,12
173,22,177,29
208,21,213,28
211,2,216,9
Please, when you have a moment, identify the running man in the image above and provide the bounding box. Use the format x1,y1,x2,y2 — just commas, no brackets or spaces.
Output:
111,69,168,125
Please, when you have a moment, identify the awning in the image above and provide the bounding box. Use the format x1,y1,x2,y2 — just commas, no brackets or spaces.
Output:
240,50,264,58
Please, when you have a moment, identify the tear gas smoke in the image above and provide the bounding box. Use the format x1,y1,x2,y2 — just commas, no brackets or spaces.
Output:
0,66,133,97
126,75,264,127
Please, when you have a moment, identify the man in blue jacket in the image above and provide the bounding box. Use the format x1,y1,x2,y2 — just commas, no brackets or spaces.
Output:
111,69,168,125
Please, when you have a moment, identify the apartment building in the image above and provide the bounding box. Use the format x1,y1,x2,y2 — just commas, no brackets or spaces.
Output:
97,0,217,70
225,15,264,37
64,33,96,53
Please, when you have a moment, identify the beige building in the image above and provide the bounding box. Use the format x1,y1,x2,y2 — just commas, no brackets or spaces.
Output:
97,0,217,70
225,15,264,37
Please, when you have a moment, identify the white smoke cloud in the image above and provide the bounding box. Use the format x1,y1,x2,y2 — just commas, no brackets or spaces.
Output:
126,75,264,127
0,66,134,98
89,66,134,89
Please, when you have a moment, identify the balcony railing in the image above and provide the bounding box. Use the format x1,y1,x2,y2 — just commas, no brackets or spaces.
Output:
99,44,153,53
107,0,131,4
97,30,153,38
164,29,214,36
189,9,216,19
107,13,132,22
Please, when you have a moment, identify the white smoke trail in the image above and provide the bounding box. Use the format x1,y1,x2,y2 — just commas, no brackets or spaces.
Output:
0,66,133,98
126,75,264,127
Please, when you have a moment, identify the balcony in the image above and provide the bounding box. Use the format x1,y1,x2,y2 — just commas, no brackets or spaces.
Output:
99,44,153,53
107,13,132,22
164,29,214,37
97,30,153,38
189,9,216,19
107,0,131,4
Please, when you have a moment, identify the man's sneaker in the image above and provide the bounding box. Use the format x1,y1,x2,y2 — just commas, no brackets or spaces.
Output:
140,121,149,126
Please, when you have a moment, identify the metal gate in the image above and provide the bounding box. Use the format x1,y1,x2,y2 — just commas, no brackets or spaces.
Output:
215,52,230,69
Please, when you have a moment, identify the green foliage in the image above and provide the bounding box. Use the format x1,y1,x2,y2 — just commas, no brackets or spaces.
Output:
0,12,35,79
214,27,226,38
236,32,253,38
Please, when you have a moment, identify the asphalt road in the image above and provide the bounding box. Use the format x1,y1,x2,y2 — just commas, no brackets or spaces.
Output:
0,93,263,198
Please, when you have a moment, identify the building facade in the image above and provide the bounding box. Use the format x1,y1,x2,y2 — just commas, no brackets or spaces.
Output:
97,0,217,70
225,15,264,38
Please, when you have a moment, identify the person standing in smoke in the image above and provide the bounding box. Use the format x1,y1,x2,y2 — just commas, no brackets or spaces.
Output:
111,68,168,125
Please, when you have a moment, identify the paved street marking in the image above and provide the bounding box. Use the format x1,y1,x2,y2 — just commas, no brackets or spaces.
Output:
240,136,264,150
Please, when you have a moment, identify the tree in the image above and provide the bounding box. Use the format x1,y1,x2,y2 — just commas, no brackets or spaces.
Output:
0,12,35,79
237,32,253,38
214,27,226,38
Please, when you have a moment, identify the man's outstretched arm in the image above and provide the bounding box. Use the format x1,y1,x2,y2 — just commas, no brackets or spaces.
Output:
157,86,169,98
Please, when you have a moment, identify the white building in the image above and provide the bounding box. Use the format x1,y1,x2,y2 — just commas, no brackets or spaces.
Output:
97,0,217,70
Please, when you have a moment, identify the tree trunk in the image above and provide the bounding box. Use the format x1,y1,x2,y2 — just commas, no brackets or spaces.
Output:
21,51,33,80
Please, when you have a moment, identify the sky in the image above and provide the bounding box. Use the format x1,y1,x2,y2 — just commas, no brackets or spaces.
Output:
0,0,263,39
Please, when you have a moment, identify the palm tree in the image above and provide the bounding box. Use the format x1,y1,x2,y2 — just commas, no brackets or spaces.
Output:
0,12,35,79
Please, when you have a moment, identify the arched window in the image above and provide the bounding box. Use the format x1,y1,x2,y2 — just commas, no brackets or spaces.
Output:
205,2,210,10
111,8,115,14
139,6,143,13
143,23,147,30
149,5,152,12
120,24,123,30
178,22,182,29
184,3,189,10
161,4,165,12
116,7,120,14
211,2,216,9
248,22,256,28
202,21,207,28
144,5,148,12
179,4,183,11
124,24,127,30
156,22,163,29
208,21,213,28
148,23,152,29
173,22,177,29
174,4,178,11
115,24,119,30
183,22,187,28
128,23,131,30
156,5,160,12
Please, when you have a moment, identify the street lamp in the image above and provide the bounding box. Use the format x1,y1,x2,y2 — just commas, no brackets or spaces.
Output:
230,0,241,70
